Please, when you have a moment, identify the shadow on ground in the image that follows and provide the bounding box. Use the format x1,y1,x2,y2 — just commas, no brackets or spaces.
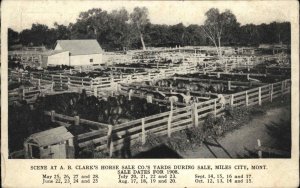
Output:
132,144,182,158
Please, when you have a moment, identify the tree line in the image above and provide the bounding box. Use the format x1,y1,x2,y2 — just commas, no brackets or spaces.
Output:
8,7,291,51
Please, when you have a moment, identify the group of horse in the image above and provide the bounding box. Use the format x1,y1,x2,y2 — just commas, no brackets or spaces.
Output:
34,90,166,126
71,68,147,79
153,79,229,94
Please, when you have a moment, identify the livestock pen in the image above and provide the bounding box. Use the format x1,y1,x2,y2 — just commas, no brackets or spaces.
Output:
37,79,290,158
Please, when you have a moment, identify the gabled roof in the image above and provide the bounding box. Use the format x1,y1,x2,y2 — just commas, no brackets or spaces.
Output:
56,39,102,56
26,126,74,147
43,50,69,56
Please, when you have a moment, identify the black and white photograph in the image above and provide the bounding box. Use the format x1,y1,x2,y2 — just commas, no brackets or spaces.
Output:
2,1,299,187
4,1,293,160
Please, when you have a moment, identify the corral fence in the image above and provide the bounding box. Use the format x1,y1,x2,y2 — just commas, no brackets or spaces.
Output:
8,78,53,105
41,79,290,157
8,64,200,98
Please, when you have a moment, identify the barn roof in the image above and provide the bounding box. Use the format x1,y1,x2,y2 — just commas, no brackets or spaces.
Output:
56,39,102,55
26,126,74,147
43,50,69,56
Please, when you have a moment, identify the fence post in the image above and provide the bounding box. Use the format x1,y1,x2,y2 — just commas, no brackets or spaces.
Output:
257,139,262,158
281,80,285,95
192,103,199,127
167,101,174,137
230,94,234,106
247,74,250,80
107,125,114,158
50,110,55,122
128,89,133,101
214,99,217,117
90,80,93,89
228,81,231,91
94,87,98,97
58,73,61,88
270,84,273,102
258,87,262,106
22,89,25,100
51,82,54,92
67,77,71,89
38,79,41,90
74,116,80,126
245,91,249,106
141,118,146,145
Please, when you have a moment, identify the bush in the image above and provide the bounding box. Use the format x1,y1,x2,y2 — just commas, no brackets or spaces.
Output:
144,132,164,148
185,126,205,146
93,150,110,158
201,113,227,138
130,140,143,154
166,131,191,152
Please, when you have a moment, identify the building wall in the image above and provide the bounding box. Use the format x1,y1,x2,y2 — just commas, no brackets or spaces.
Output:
47,51,70,66
70,54,102,66
41,55,48,68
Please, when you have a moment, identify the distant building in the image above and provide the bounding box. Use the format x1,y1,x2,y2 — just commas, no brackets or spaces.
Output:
258,43,290,54
42,39,103,68
24,126,75,159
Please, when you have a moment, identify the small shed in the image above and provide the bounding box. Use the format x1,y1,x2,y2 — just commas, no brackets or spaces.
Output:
24,126,75,159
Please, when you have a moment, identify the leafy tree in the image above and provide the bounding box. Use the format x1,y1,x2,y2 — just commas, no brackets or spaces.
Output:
201,8,240,59
130,7,150,50
169,23,186,47
107,8,130,50
70,8,109,42
10,7,291,51
238,24,260,46
54,22,70,40
8,28,20,49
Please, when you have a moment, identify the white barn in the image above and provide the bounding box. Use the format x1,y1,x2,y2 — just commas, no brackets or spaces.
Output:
42,39,103,68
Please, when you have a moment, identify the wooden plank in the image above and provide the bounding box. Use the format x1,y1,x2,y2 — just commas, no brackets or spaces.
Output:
245,91,249,106
77,130,106,140
197,104,214,112
233,94,246,101
171,111,191,121
248,92,259,97
258,87,262,105
80,119,110,129
54,113,76,121
141,118,146,144
114,118,147,130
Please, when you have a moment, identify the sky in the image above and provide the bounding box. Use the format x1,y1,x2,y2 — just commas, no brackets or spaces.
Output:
2,0,295,32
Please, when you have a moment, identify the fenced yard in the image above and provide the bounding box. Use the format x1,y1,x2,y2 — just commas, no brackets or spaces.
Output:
41,79,290,157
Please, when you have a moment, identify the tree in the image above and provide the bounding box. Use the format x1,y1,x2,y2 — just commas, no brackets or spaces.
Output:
107,8,130,50
8,28,20,49
169,23,186,47
238,24,260,46
201,8,240,59
70,8,109,42
54,22,70,40
130,7,150,50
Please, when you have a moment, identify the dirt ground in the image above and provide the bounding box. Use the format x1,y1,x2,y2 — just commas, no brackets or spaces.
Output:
180,106,291,158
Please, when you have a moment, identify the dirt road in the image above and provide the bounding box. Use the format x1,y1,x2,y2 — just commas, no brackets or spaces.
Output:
180,106,291,158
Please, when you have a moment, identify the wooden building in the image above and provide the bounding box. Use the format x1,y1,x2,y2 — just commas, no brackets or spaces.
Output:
24,126,75,159
42,39,103,68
